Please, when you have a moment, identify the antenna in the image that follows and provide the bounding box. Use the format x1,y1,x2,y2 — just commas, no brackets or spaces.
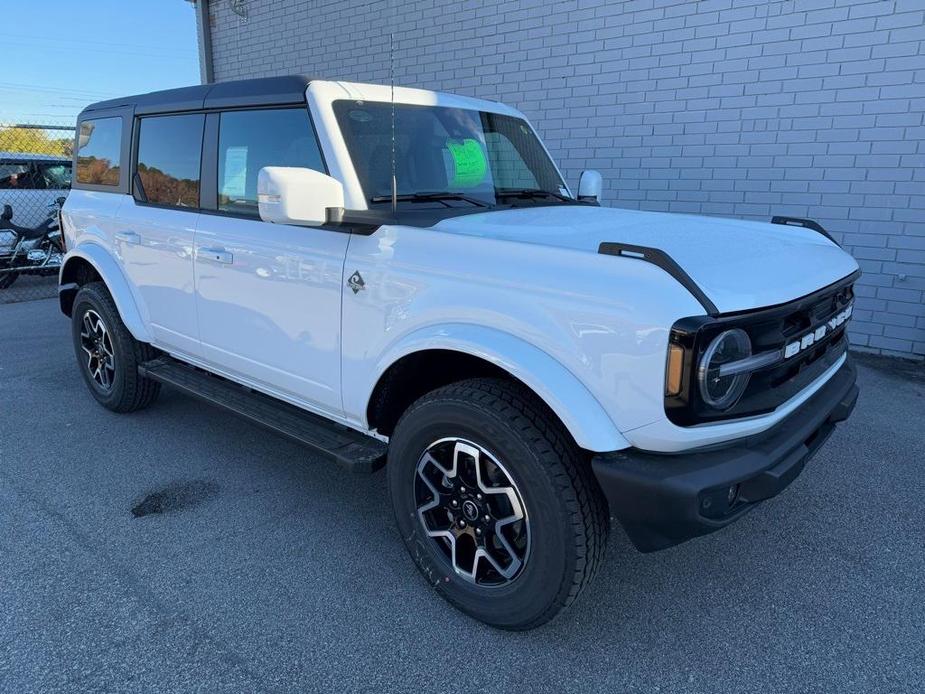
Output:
390,31,397,215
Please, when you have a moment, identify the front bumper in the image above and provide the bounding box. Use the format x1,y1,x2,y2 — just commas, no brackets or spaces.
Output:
592,358,858,552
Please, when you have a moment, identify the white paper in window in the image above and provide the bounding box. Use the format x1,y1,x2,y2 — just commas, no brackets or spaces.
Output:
222,146,248,199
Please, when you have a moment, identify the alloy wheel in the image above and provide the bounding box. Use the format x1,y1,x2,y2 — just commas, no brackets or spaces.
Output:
79,309,116,391
414,437,530,586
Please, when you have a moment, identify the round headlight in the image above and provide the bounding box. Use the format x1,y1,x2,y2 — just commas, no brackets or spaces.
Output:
698,329,752,410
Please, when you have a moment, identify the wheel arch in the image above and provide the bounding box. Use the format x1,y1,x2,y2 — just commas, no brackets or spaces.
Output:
363,325,630,453
59,245,151,343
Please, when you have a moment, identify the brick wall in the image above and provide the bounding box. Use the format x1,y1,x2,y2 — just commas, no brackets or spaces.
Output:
203,0,925,357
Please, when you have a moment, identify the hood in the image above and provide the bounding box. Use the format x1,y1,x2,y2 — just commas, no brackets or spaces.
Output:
432,205,859,314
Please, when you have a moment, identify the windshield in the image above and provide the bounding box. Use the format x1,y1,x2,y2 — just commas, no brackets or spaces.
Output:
333,100,570,207
36,162,72,189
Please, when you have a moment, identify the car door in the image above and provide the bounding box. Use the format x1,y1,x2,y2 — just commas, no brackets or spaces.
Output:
115,113,205,358
194,107,349,418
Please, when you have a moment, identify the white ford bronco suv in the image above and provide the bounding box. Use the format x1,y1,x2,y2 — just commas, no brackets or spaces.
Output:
60,76,860,629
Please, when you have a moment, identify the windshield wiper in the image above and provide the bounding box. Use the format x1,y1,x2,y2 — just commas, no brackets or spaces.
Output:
495,188,575,203
370,191,490,208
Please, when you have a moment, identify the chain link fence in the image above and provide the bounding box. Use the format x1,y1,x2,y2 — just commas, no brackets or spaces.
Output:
0,121,74,305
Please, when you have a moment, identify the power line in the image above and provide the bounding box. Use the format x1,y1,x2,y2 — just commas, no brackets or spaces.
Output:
42,95,99,103
0,38,197,62
0,32,197,53
0,114,77,122
0,82,118,98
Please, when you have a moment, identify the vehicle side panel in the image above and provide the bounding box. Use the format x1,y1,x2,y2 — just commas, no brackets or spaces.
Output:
194,214,350,418
60,190,152,342
114,199,201,357
363,322,632,452
341,225,704,451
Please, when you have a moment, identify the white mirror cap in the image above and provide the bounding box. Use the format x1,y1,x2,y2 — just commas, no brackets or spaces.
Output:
257,166,344,226
578,169,603,202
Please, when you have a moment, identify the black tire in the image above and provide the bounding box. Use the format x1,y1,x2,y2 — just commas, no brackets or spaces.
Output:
387,377,609,630
71,281,161,413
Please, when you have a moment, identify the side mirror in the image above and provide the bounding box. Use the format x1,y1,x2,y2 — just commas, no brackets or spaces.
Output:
258,167,344,227
577,170,603,204
1,204,12,222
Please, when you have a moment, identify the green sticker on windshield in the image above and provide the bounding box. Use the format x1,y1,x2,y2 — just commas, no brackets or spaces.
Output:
446,138,487,188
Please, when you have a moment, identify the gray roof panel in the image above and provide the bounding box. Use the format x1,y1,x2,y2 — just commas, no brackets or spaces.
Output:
80,75,317,118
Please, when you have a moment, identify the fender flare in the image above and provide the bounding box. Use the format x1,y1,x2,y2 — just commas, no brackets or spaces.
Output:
365,323,630,453
59,244,152,343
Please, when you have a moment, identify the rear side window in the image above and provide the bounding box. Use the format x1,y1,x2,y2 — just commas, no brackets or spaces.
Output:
0,160,71,190
35,161,72,189
217,108,324,217
76,117,122,186
0,161,30,189
136,114,204,208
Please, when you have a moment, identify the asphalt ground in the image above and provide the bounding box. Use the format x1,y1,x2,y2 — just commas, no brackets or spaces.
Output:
1,298,923,693
0,275,57,306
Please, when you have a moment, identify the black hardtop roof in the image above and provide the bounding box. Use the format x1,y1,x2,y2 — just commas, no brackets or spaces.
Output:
80,75,319,118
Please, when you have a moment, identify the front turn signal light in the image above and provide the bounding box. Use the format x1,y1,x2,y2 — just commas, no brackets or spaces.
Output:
665,343,685,397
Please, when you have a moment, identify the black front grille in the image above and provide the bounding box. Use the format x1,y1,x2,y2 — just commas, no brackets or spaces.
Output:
724,333,847,420
666,271,858,426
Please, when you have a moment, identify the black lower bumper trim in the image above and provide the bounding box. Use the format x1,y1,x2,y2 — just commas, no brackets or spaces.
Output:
592,358,858,553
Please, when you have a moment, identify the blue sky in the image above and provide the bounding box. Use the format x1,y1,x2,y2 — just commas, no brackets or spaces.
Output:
1,0,200,125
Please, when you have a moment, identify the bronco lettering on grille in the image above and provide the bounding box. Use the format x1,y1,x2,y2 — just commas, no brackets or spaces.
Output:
783,304,853,359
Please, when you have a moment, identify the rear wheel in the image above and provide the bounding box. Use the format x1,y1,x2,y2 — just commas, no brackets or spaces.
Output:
388,378,608,630
71,282,160,412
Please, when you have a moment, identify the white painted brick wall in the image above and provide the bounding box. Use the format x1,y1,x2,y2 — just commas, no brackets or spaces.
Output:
203,0,925,357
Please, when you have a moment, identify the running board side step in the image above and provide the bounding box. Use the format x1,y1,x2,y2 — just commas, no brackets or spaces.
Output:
138,357,387,473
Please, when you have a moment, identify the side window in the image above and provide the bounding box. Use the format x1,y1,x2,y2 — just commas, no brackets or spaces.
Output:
35,162,72,190
136,114,204,208
76,117,122,186
217,108,324,217
0,161,30,189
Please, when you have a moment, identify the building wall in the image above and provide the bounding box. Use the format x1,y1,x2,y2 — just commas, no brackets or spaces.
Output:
202,0,925,357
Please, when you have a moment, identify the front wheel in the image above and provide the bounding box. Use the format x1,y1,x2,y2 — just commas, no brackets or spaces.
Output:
387,378,609,630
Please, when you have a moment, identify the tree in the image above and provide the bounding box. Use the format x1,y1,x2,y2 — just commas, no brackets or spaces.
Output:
0,127,72,156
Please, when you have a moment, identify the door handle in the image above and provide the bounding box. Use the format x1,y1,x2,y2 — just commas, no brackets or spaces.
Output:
198,247,233,264
115,231,140,244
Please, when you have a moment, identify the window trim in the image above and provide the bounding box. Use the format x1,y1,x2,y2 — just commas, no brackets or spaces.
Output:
199,112,219,211
73,110,130,193
130,112,207,212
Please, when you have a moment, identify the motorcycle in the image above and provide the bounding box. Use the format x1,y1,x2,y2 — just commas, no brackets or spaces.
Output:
0,198,65,289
